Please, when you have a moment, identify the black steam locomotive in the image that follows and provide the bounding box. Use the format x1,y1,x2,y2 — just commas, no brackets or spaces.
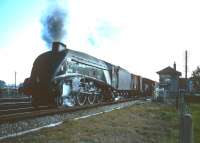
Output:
20,42,155,107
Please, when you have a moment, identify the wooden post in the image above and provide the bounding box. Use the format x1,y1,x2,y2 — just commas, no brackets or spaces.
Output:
181,113,193,143
176,95,178,111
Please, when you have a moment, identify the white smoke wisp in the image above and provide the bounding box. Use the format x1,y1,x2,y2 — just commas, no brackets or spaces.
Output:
41,1,68,48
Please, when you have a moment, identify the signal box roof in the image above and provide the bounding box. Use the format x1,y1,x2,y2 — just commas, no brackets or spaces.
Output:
157,66,181,76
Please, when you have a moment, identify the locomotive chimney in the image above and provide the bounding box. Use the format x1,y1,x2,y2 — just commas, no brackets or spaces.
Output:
173,61,176,71
52,42,67,53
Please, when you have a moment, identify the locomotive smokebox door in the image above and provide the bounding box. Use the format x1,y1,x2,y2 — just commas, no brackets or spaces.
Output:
52,42,67,53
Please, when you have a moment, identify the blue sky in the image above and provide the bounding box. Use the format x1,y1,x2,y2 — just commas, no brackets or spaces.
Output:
0,0,44,44
0,0,200,84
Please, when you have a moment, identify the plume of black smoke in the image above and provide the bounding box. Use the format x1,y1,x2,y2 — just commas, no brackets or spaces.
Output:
41,3,68,48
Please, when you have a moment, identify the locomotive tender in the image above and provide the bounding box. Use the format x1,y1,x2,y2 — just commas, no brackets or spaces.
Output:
20,42,155,107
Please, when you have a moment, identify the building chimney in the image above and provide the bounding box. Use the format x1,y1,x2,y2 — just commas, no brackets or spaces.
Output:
52,42,67,53
173,62,176,71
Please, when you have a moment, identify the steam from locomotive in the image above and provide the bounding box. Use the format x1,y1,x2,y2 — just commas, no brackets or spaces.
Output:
41,2,68,47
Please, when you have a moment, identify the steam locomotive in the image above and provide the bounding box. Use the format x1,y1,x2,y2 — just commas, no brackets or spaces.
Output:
20,42,155,107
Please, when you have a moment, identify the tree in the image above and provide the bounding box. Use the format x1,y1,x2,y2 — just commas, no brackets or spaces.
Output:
0,80,6,94
191,66,200,92
0,80,6,89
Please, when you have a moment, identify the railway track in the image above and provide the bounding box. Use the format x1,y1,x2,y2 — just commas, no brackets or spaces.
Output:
0,96,31,107
0,97,146,123
0,96,32,115
0,97,150,140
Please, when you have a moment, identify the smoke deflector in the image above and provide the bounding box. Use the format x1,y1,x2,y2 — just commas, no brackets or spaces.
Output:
52,42,66,53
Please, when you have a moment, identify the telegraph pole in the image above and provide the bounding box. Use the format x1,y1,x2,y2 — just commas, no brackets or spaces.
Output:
185,50,188,92
185,50,187,79
15,71,17,95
